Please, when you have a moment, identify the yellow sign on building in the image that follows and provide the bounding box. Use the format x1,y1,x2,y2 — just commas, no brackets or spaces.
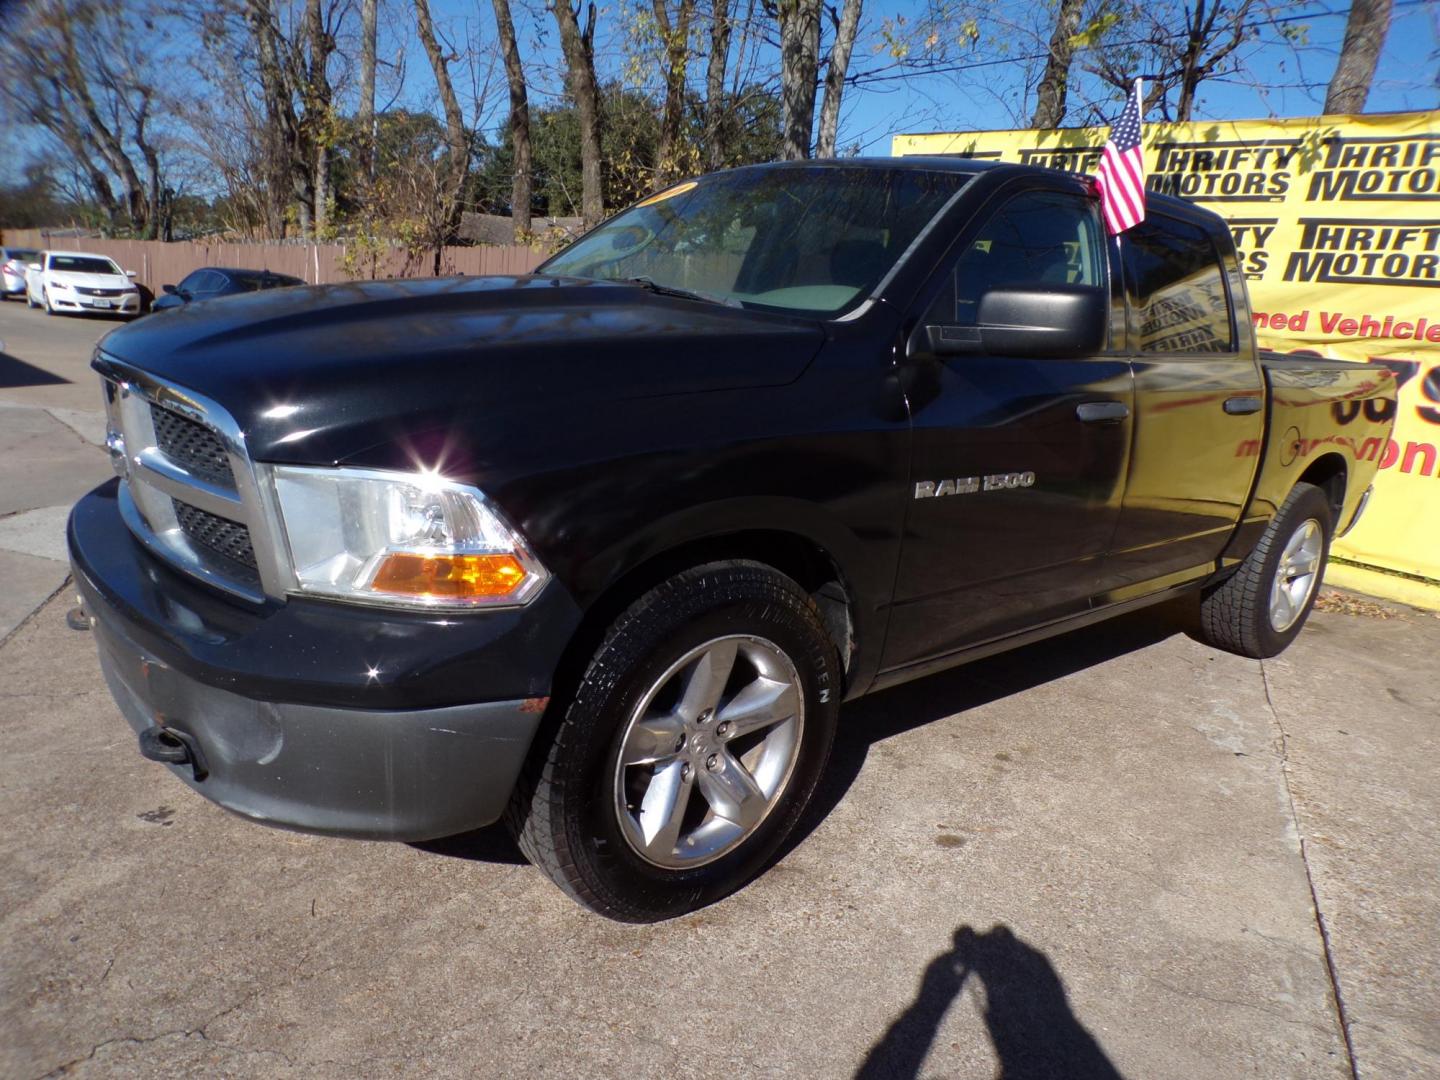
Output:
895,111,1440,609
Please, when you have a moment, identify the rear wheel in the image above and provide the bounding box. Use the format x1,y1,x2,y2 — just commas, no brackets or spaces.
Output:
507,561,841,922
1196,481,1332,658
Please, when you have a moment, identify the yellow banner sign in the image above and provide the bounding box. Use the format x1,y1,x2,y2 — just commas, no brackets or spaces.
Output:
895,111,1440,606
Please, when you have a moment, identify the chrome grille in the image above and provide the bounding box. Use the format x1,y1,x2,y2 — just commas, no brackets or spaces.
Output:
97,352,292,604
173,500,257,569
77,287,124,298
151,404,235,487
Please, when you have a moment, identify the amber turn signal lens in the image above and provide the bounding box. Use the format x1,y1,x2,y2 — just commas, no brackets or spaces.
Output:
369,552,527,600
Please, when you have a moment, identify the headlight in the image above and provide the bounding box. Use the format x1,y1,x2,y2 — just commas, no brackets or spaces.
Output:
51,280,70,290
268,466,548,608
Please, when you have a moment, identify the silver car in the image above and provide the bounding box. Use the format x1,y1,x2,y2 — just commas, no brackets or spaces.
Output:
1,247,40,299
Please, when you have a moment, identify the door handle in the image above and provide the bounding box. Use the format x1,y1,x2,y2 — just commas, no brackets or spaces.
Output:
1076,401,1130,423
1224,395,1263,415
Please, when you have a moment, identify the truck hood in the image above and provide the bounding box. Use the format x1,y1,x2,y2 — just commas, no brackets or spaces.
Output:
97,274,825,464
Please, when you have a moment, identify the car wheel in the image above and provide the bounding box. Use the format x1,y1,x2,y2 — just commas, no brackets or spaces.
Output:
1196,481,1333,659
507,560,841,922
43,289,56,315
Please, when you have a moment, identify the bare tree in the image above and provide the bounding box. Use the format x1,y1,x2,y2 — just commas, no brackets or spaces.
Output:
1325,0,1393,114
704,0,733,169
651,0,697,185
240,0,298,235
1031,0,1085,128
359,0,378,178
551,1,604,227
413,0,471,266
776,0,822,159
0,0,171,236
1087,0,1261,122
304,0,335,234
816,0,862,157
491,0,533,238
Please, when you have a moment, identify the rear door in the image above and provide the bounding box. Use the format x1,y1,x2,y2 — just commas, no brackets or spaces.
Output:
1102,211,1265,599
881,182,1134,671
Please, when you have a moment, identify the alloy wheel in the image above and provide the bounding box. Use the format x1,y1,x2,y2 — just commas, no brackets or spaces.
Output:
1270,517,1323,632
613,634,805,869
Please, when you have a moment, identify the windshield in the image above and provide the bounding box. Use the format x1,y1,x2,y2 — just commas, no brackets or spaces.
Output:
539,166,971,315
49,255,122,275
4,249,38,262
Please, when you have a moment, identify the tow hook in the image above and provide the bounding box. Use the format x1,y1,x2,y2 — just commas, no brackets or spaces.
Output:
65,594,93,631
138,726,209,781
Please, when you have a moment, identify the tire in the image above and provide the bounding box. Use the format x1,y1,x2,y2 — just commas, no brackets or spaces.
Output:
507,560,841,922
1197,481,1333,659
43,290,56,316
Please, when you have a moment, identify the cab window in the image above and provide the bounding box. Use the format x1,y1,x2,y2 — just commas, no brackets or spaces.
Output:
926,190,1105,327
1122,216,1234,353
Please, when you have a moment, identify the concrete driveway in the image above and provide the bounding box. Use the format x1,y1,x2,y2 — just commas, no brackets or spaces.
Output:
1,297,1436,1079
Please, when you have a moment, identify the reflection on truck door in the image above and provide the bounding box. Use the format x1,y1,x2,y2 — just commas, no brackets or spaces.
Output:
884,185,1135,669
1104,212,1266,598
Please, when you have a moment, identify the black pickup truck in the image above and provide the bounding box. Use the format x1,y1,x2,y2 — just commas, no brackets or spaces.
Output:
70,159,1395,921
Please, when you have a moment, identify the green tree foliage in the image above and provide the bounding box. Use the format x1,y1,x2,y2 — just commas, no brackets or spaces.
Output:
470,84,782,221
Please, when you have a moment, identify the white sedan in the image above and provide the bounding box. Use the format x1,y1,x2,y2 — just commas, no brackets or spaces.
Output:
26,251,141,317
1,247,40,298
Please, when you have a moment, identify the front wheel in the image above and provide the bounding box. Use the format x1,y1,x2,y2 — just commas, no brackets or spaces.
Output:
1196,481,1333,659
507,561,841,921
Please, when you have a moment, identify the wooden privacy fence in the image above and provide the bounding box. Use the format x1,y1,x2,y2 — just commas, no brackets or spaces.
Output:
0,230,547,299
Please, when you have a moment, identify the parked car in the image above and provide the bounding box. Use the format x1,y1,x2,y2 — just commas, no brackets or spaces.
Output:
1,247,40,299
26,251,140,317
150,267,304,313
70,159,1396,921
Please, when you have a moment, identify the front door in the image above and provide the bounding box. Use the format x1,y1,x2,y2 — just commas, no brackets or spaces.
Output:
882,184,1134,672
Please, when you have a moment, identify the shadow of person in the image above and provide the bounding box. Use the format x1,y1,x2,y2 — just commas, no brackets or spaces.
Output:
857,924,1125,1080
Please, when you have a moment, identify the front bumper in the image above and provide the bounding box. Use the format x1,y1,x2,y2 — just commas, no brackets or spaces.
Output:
51,292,140,314
70,481,581,841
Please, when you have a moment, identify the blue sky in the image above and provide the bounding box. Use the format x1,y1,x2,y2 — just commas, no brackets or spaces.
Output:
409,0,1439,154
6,0,1436,192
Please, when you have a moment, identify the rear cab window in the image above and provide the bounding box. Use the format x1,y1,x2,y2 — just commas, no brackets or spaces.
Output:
1122,216,1235,354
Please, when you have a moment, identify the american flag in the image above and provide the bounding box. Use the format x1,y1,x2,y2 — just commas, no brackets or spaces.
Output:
1094,79,1147,234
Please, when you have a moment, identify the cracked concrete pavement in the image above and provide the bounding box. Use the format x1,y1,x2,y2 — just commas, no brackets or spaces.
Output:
1,298,1437,1078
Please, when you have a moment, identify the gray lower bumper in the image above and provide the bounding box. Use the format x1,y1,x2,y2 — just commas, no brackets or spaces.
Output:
92,604,544,842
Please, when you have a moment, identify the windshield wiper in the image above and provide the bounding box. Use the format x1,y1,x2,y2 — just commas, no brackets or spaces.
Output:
625,276,739,307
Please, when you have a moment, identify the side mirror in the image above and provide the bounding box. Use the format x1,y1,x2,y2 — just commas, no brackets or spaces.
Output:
915,284,1108,360
126,270,137,278
162,283,178,295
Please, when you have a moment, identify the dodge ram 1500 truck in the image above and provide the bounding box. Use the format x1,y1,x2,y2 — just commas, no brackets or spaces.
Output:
70,159,1395,921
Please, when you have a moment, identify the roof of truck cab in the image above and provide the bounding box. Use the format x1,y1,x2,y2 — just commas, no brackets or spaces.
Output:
729,156,1205,220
